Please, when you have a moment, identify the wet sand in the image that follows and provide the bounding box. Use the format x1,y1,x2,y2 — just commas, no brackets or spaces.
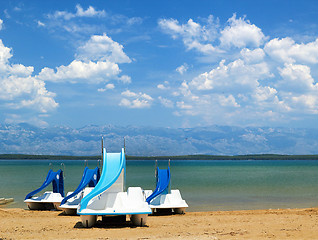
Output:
1,207,318,239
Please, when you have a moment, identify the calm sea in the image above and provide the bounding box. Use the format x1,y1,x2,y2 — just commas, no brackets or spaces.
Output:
1,159,318,212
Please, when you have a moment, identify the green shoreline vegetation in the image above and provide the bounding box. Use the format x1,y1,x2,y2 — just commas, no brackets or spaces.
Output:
1,154,318,160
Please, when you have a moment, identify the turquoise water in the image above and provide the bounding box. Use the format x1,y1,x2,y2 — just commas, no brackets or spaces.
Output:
1,160,318,211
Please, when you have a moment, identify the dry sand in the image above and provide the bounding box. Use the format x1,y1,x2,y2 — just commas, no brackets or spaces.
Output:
1,207,318,239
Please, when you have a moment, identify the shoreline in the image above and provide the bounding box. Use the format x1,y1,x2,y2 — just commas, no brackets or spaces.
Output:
3,154,318,160
1,207,318,239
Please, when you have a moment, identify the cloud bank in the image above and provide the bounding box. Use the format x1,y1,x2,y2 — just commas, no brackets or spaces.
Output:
2,6,318,129
0,37,58,125
158,14,318,126
0,15,135,125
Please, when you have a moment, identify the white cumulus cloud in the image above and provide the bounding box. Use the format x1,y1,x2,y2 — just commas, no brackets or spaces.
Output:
98,83,115,92
38,60,120,84
75,4,106,18
252,86,277,102
176,63,189,74
265,37,318,64
240,48,265,63
158,96,174,108
76,34,131,63
158,16,219,54
159,13,266,58
0,40,12,66
218,95,240,107
290,94,318,113
157,81,170,90
277,63,317,93
119,90,153,108
49,4,106,20
158,13,318,126
37,20,45,27
0,40,58,115
190,59,271,91
38,33,131,85
220,14,266,48
117,75,131,84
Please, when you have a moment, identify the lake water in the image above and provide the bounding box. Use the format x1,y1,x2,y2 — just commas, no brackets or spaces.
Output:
1,159,318,212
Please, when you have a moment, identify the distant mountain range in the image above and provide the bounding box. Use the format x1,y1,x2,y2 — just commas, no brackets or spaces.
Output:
1,123,318,156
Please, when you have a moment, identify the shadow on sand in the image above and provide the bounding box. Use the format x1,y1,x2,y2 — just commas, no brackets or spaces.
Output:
73,215,149,229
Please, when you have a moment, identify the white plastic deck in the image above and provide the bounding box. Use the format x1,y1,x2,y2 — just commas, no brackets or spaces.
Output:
59,187,94,214
77,148,151,227
145,189,188,213
24,191,63,210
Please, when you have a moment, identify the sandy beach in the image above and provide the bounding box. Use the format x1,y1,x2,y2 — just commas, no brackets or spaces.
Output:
1,207,318,239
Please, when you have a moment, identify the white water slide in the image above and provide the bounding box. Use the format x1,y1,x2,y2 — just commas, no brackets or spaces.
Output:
77,148,151,227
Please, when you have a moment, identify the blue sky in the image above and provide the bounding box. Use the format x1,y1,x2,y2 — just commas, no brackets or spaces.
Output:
1,0,318,128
